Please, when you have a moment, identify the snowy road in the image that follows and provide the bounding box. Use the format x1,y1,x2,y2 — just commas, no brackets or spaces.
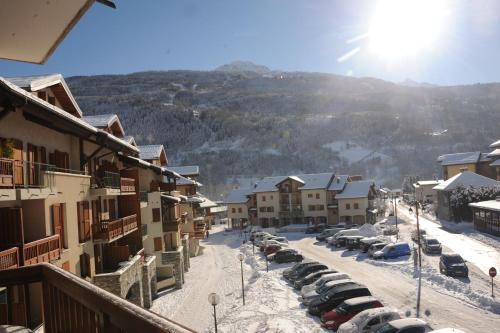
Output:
291,236,500,333
397,206,500,276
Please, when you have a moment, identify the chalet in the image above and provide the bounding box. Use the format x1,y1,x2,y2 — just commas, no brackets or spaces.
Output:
437,151,495,180
413,180,443,204
138,144,168,167
335,180,378,225
487,139,500,180
224,188,253,229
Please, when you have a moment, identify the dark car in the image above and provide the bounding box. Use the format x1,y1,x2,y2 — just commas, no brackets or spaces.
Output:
306,223,327,234
273,249,304,263
293,269,338,289
439,254,468,277
316,228,344,241
283,261,318,279
289,263,329,283
307,283,372,316
421,236,442,255
345,236,366,251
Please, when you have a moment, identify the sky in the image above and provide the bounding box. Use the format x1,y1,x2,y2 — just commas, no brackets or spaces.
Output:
1,0,500,85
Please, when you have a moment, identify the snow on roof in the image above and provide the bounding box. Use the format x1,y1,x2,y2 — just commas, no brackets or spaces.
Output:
199,195,218,208
168,165,199,177
490,159,500,167
176,175,196,186
328,175,349,191
490,139,500,148
83,113,118,127
297,173,334,190
344,296,377,306
433,171,499,191
349,308,399,327
224,188,252,204
416,180,443,186
253,176,288,193
437,152,481,166
469,200,500,212
389,318,428,329
123,136,137,146
487,149,500,158
335,180,374,199
138,145,165,161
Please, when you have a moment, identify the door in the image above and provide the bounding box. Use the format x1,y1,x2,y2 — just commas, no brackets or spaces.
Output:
51,204,65,249
12,139,23,186
27,143,37,186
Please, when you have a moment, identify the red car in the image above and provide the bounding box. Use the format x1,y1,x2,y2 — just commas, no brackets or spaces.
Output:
321,296,383,330
264,244,282,256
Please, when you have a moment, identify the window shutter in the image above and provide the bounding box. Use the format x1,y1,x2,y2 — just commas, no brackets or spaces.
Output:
152,208,161,222
83,201,91,241
154,237,162,251
77,202,84,243
80,253,91,278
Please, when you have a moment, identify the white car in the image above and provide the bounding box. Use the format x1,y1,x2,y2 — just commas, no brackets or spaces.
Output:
263,239,289,248
299,279,353,305
328,229,360,246
272,236,288,243
374,318,433,333
301,272,351,294
337,307,401,333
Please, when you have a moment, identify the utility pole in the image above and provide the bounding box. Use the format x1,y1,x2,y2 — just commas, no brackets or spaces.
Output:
394,194,398,240
415,201,422,318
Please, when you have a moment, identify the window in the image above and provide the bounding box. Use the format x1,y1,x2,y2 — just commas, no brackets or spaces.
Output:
308,205,316,211
270,195,273,200
51,203,67,249
152,208,161,222
77,201,91,243
232,207,236,213
354,203,359,209
267,206,274,212
308,193,313,198
238,207,242,213
316,205,324,211
154,237,162,251
346,203,351,209
316,193,320,199
366,317,380,328
399,327,426,333
80,253,91,278
259,207,266,212
37,91,47,100
262,195,266,202
48,96,56,105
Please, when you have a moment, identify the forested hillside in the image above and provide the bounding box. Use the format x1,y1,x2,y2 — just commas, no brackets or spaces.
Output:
66,68,500,197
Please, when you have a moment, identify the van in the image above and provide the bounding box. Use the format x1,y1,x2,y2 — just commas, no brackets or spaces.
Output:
329,229,360,247
373,242,411,260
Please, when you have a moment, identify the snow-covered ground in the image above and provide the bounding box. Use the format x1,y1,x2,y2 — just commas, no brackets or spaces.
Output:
151,224,499,333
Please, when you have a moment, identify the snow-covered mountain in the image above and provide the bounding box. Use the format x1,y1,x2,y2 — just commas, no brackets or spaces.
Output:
215,60,271,74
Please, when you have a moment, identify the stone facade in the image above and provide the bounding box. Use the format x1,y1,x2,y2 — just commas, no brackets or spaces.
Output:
142,256,157,308
162,248,184,289
182,234,190,271
93,255,144,307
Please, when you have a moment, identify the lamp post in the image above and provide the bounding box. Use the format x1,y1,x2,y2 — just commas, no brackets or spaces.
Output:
238,253,246,305
393,194,398,240
208,293,220,333
415,201,423,318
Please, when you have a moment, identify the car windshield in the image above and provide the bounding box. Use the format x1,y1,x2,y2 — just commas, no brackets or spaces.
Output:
375,323,398,333
427,239,439,245
446,256,464,264
376,244,386,249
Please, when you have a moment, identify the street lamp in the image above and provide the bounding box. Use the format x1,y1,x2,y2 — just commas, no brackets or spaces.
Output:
392,194,399,240
238,253,246,305
208,292,220,333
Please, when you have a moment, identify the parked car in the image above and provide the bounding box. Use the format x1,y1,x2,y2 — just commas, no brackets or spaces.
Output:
337,307,401,333
283,261,317,279
300,279,355,305
429,329,466,333
288,263,329,283
317,227,345,241
261,239,288,251
329,229,361,247
345,236,366,250
411,229,426,243
360,237,385,253
374,318,433,333
264,244,282,256
321,296,384,331
301,272,351,295
271,249,304,263
439,254,468,277
372,242,411,260
272,236,288,243
306,223,327,234
421,236,442,255
293,269,338,289
308,283,372,316
368,242,388,258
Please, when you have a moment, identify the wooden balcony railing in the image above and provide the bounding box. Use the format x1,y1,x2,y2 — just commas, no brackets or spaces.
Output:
23,235,61,266
0,247,19,270
120,177,136,193
0,158,14,188
0,264,196,332
92,214,138,242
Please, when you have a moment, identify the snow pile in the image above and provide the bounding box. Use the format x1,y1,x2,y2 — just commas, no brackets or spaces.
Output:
366,258,500,314
358,224,378,237
278,224,309,233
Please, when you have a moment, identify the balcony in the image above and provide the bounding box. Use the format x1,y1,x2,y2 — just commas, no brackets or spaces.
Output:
0,263,195,332
0,158,14,188
0,247,19,270
279,209,304,218
22,235,61,266
92,214,138,243
91,171,136,196
121,177,136,193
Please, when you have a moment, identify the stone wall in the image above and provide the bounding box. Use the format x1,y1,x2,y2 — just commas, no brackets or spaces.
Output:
162,248,184,289
142,256,157,308
181,234,190,271
93,255,144,307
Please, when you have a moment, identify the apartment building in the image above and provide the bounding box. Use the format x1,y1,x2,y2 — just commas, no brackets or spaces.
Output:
224,188,253,229
437,151,495,180
326,175,350,224
335,180,378,225
299,173,336,225
487,139,500,180
413,180,443,204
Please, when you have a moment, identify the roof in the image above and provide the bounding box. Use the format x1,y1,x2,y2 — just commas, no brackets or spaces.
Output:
469,200,500,212
388,318,428,329
6,73,82,117
490,139,500,148
433,171,498,191
168,166,199,177
279,175,305,185
437,152,481,166
328,175,349,191
83,114,124,136
298,173,335,190
414,180,443,187
335,181,374,199
253,176,288,193
123,136,137,147
490,159,500,167
224,188,253,204
199,196,218,209
0,77,138,156
138,145,165,161
487,148,500,158
176,175,199,186
0,1,113,64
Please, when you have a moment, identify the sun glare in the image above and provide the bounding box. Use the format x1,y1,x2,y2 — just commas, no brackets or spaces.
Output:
368,0,450,61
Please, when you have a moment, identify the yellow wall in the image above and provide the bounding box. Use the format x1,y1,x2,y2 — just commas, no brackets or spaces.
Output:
227,203,249,220
256,191,279,220
338,197,368,221
445,164,476,179
301,189,328,218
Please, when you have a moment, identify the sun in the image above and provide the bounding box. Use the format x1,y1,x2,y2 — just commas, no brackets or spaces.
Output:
368,0,450,61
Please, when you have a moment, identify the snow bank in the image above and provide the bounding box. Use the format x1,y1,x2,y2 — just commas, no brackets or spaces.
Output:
358,224,378,237
278,224,309,233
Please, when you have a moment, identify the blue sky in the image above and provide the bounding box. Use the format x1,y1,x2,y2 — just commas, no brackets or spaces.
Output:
1,0,500,85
